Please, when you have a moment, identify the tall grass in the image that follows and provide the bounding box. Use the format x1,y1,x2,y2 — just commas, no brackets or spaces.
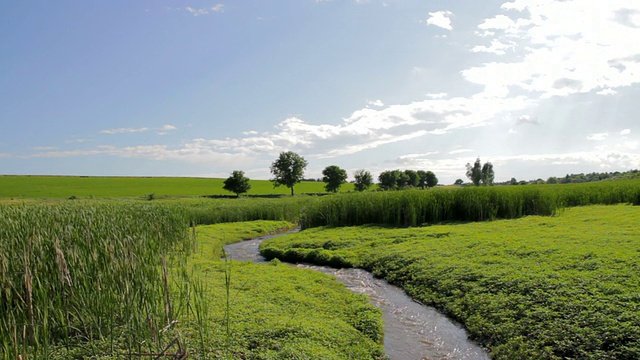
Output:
0,202,189,359
300,180,640,228
177,196,315,225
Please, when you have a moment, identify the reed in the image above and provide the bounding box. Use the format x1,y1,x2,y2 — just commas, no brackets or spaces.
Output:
299,180,640,228
0,201,189,359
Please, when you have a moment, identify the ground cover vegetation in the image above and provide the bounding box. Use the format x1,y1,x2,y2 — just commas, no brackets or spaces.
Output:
0,199,384,359
261,204,640,359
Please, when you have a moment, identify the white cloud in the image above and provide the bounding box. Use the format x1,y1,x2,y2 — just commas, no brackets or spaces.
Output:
32,146,56,151
449,149,473,155
516,115,539,125
586,132,609,141
367,99,384,107
471,39,514,55
464,0,640,99
162,124,177,131
426,92,447,99
596,88,618,96
621,129,631,135
426,11,453,31
186,4,224,16
100,127,149,135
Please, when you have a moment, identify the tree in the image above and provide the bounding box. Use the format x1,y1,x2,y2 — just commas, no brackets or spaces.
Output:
223,170,251,197
417,170,428,189
454,179,464,185
425,171,438,188
353,169,373,192
481,162,495,186
466,158,483,186
378,170,399,190
270,151,308,195
322,165,347,193
510,177,518,185
404,170,419,188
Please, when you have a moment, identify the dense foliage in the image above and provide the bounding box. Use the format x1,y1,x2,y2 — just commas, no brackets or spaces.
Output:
261,205,640,359
222,170,252,197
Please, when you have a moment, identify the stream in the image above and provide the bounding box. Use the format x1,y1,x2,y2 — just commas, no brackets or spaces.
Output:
224,230,490,360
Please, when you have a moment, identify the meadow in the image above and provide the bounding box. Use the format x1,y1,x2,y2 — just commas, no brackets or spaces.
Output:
2,177,640,359
262,204,640,359
0,175,352,199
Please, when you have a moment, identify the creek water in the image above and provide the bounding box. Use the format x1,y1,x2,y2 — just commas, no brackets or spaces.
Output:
223,230,490,360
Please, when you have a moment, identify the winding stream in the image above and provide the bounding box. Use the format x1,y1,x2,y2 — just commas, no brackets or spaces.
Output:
224,230,490,360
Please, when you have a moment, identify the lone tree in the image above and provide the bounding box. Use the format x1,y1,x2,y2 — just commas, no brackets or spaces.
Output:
270,151,308,195
322,165,348,193
353,169,373,192
481,162,495,186
466,158,483,186
223,170,251,197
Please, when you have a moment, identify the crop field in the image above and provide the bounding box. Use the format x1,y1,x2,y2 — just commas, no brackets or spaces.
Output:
0,175,352,199
261,204,640,359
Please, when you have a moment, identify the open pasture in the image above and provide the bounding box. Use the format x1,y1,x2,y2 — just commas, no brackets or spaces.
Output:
262,204,640,359
0,175,351,199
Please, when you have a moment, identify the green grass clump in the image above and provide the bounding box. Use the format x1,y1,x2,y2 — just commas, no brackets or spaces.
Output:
262,205,640,359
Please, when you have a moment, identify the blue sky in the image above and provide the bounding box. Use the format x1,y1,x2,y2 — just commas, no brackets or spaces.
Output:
1,0,639,183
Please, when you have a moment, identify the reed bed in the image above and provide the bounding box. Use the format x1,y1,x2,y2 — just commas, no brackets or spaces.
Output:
0,202,189,359
300,180,640,228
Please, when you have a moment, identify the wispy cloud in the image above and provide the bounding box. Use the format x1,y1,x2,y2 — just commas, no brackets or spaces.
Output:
425,11,453,31
367,99,384,107
186,4,225,16
586,133,609,141
100,127,149,135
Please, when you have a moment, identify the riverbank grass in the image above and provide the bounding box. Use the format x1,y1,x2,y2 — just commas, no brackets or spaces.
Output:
261,204,640,359
180,221,386,359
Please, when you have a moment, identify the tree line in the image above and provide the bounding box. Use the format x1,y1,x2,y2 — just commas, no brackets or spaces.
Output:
221,151,442,196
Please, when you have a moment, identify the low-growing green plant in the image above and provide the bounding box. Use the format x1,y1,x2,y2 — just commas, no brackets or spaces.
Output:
262,205,640,359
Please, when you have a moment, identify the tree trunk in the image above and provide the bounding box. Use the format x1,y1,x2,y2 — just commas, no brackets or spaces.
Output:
290,186,294,196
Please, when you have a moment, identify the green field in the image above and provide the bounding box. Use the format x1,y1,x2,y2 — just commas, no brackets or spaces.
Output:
0,175,354,199
0,207,384,359
262,204,640,359
2,179,640,359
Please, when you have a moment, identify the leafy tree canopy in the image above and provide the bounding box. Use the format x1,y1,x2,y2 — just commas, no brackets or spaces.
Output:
322,165,348,193
223,170,251,197
353,169,373,192
270,151,308,195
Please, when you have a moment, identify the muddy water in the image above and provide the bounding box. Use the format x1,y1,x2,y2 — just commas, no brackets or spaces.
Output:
224,231,490,360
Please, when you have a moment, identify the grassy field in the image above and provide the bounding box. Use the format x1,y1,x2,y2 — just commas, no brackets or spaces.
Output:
261,204,640,359
0,200,384,359
0,175,354,199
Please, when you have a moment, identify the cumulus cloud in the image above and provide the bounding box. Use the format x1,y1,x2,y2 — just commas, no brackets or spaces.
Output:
621,129,631,135
426,11,454,31
464,0,640,99
367,99,384,107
